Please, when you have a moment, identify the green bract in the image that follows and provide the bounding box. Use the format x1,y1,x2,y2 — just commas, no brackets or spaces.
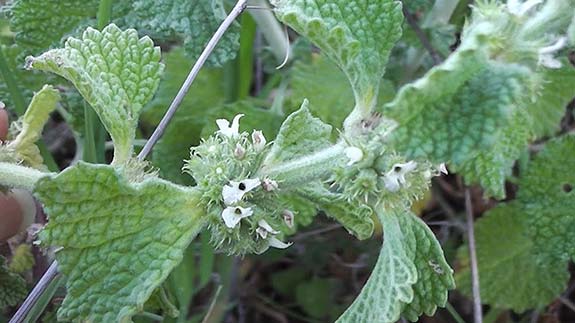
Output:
26,24,163,164
272,0,403,131
36,162,206,322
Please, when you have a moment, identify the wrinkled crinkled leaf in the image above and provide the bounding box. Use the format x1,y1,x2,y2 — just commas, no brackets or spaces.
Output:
263,100,332,166
526,64,575,138
36,162,206,322
124,0,239,66
337,211,453,323
272,0,403,109
384,17,535,198
401,214,455,321
3,0,99,53
454,109,531,198
27,24,163,163
0,256,27,309
456,203,569,312
387,61,528,165
7,85,60,169
518,135,575,263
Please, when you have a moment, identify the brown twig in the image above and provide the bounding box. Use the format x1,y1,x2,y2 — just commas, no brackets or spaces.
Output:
465,189,483,323
402,6,443,65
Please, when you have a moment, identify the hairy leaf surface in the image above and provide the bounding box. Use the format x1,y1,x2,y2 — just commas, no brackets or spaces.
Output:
36,162,206,322
272,0,403,109
124,0,239,66
4,0,99,53
27,24,163,163
456,203,569,312
337,211,453,322
518,135,575,263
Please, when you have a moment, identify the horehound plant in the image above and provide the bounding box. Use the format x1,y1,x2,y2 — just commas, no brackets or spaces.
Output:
1,0,575,322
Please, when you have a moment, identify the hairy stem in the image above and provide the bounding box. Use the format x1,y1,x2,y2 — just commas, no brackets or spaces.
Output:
258,144,345,186
0,162,49,191
138,0,249,160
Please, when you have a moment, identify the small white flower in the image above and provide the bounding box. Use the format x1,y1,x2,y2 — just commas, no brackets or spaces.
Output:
216,167,223,174
262,178,279,192
345,146,363,166
438,163,448,175
216,114,244,138
256,219,279,238
222,206,253,228
538,37,567,69
268,237,292,249
234,143,245,159
282,210,294,228
251,130,267,151
222,178,261,205
383,161,417,192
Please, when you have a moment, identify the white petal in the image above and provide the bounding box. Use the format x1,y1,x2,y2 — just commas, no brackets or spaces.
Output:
383,176,401,192
256,227,268,239
230,114,244,136
345,147,363,166
252,130,267,151
539,37,567,55
439,163,448,175
222,206,253,228
384,161,417,191
216,114,244,138
258,219,279,234
539,54,562,69
222,178,262,205
268,237,292,249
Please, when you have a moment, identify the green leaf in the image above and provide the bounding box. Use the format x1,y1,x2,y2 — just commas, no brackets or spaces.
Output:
337,210,453,323
401,214,455,321
456,203,569,312
27,24,163,163
517,135,575,263
569,15,575,45
3,0,99,53
454,108,531,198
7,85,60,169
385,36,533,198
0,256,27,309
272,0,403,110
526,64,575,138
124,0,240,66
8,244,35,274
36,162,207,322
263,99,332,167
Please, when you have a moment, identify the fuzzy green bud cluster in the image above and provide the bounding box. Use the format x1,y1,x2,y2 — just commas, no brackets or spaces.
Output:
334,117,441,210
184,115,294,255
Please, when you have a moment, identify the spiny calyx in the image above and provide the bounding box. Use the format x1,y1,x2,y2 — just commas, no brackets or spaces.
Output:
184,115,292,255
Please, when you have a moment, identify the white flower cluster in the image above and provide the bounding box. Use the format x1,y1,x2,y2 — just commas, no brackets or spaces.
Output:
216,114,292,250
